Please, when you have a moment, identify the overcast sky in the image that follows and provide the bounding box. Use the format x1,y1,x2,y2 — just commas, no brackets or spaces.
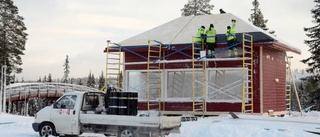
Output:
12,0,315,81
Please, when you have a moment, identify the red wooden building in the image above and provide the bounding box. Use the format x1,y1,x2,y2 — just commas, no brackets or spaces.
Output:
104,13,300,115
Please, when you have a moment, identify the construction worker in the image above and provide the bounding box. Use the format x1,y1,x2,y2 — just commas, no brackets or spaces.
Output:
220,9,226,14
195,26,206,53
206,24,216,58
226,19,237,57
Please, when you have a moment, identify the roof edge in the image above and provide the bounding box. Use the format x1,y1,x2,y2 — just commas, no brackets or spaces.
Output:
273,42,301,55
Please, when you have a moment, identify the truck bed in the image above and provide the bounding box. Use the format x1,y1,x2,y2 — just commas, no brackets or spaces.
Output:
79,114,181,129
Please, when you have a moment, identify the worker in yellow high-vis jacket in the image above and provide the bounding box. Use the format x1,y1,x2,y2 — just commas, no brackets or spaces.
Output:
206,24,216,58
195,26,206,53
226,19,237,57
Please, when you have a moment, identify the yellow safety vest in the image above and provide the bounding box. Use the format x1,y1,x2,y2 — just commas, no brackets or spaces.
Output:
226,21,236,41
206,27,216,43
196,27,205,43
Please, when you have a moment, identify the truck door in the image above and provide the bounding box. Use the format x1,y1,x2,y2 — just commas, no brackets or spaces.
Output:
51,94,78,135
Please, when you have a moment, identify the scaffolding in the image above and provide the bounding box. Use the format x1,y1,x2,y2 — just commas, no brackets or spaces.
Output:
285,56,292,112
191,37,206,114
146,40,162,113
105,33,254,115
241,34,254,114
105,40,122,90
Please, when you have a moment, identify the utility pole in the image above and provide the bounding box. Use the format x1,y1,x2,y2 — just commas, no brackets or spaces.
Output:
0,65,7,113
0,66,2,113
2,65,7,113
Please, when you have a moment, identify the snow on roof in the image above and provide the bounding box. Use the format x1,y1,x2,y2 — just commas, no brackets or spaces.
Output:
119,13,300,54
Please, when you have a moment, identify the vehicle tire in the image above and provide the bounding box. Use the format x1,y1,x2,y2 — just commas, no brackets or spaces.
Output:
117,128,137,137
39,123,56,137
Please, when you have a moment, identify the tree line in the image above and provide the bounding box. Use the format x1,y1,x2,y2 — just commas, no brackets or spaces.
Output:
34,54,107,90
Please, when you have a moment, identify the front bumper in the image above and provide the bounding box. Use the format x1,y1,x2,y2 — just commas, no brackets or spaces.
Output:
32,123,40,132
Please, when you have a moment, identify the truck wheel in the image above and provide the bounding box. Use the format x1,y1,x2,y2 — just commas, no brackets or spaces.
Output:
39,123,56,137
118,128,136,137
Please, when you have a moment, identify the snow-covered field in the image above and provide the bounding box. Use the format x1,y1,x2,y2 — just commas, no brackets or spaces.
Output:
0,112,319,137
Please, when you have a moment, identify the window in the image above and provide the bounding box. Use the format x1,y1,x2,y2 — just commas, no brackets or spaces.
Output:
54,95,77,109
81,93,104,111
126,68,245,102
206,69,243,102
167,71,193,98
85,95,100,108
127,70,161,100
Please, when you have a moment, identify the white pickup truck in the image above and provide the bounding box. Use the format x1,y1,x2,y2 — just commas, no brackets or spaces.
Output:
32,91,181,137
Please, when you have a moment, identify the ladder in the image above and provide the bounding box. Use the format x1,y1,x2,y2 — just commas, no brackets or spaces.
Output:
192,36,206,114
285,56,292,112
105,40,122,90
146,40,162,113
241,34,254,113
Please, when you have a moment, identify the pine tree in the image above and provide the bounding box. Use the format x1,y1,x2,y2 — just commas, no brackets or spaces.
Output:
43,76,47,82
78,78,83,85
301,0,320,107
0,0,28,84
300,77,320,106
98,71,105,90
37,76,41,82
62,55,70,83
119,71,123,91
10,74,15,84
303,0,320,74
70,78,75,84
87,71,95,88
91,74,96,88
48,73,52,82
87,72,91,87
180,0,214,16
248,0,275,34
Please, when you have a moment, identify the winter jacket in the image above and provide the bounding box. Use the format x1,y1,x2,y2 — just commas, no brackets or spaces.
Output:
206,27,216,43
196,27,205,43
226,21,236,41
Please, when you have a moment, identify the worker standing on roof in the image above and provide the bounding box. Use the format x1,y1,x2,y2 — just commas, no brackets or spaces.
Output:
206,24,216,58
226,19,237,57
195,26,206,53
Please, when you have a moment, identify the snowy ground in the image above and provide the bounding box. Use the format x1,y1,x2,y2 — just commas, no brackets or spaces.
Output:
0,112,319,137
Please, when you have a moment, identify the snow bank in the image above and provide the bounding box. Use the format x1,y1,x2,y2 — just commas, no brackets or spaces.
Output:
0,112,319,137
168,114,320,137
0,113,38,137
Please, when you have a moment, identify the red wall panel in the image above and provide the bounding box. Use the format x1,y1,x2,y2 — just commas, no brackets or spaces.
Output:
124,44,286,114
262,47,286,112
